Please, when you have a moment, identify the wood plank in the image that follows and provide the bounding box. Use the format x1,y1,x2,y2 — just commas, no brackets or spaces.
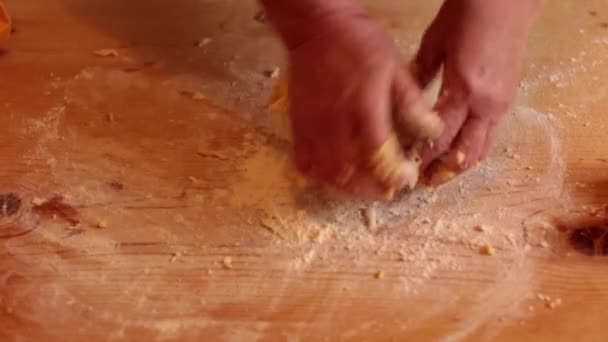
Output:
2,0,608,340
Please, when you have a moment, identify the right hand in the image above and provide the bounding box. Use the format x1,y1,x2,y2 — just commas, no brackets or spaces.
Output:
413,0,543,185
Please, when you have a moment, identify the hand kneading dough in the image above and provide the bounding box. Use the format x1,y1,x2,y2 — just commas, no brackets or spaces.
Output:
266,64,442,196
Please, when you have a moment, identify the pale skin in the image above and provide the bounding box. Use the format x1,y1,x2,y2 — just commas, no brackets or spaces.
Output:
261,0,544,198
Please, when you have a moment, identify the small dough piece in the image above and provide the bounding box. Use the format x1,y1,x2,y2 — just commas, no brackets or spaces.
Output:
222,256,233,269
180,89,207,101
456,150,466,166
265,67,280,79
93,49,119,57
195,37,212,47
370,134,420,193
430,166,457,184
362,207,377,230
479,244,495,256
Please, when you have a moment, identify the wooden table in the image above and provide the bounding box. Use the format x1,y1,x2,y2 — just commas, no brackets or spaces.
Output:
2,0,608,340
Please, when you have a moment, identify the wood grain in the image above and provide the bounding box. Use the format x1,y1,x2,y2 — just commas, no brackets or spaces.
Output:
2,0,608,341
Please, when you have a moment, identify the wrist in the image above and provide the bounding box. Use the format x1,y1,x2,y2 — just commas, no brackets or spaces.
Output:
260,0,368,49
465,0,544,18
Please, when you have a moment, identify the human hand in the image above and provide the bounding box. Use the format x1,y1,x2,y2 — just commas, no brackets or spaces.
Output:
267,5,442,198
413,0,543,185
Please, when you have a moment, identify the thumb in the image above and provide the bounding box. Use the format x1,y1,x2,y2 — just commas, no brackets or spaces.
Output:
392,68,444,146
413,0,452,88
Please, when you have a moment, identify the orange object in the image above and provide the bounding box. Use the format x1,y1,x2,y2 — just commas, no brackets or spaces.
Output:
0,1,11,46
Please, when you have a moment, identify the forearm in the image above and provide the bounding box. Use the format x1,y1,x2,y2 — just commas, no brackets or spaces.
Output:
259,0,366,49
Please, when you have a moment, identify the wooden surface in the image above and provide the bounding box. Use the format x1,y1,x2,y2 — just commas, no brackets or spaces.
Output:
2,1,608,341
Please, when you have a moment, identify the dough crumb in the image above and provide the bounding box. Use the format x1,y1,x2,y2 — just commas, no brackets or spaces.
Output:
539,240,550,248
222,256,233,269
588,207,601,217
362,207,377,230
374,271,385,280
179,90,206,101
264,67,280,79
31,197,45,206
503,147,520,160
192,92,206,101
96,220,108,229
456,150,466,166
548,298,562,309
433,168,456,183
106,112,115,123
474,224,491,233
537,293,562,309
384,188,396,201
195,37,212,47
93,49,119,57
170,252,182,263
479,244,495,256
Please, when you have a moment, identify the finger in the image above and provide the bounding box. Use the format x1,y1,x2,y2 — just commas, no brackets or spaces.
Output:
442,116,490,171
293,120,353,185
339,168,389,200
355,78,420,196
392,69,444,146
416,93,469,172
424,116,491,186
413,1,453,88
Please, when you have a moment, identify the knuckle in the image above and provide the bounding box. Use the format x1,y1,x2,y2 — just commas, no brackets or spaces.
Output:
460,71,512,116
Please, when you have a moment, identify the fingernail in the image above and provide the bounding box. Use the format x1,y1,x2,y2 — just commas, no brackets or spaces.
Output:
441,149,466,171
402,159,420,190
455,150,466,168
